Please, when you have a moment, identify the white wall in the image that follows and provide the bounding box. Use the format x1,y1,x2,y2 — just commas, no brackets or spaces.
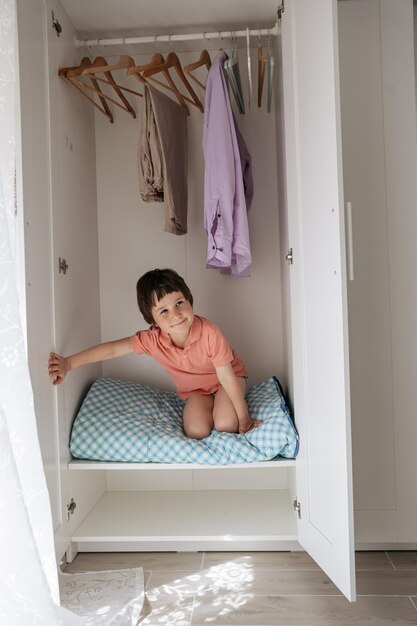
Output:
94,48,285,390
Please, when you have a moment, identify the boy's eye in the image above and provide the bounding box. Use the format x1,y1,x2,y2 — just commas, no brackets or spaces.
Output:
160,309,168,315
176,300,184,307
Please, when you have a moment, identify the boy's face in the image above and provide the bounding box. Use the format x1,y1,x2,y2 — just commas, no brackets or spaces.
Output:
151,291,194,337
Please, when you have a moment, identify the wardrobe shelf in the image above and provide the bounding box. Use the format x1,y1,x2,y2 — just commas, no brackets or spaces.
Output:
71,489,298,551
68,458,296,470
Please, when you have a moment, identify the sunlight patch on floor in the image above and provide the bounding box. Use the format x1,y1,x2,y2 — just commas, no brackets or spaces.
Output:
142,556,255,623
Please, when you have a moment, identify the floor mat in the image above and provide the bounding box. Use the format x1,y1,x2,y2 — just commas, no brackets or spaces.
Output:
59,567,144,625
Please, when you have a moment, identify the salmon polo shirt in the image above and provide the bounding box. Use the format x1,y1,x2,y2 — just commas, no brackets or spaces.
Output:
129,315,247,399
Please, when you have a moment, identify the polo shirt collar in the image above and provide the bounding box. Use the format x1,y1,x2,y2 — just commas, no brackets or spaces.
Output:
186,315,203,347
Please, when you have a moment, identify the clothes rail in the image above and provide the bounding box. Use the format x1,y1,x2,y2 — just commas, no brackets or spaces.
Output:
75,24,279,48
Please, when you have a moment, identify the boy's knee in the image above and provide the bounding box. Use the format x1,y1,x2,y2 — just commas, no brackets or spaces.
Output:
213,406,239,433
213,414,238,434
184,423,212,440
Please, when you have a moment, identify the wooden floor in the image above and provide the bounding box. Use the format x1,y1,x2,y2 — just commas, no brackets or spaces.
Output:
64,551,417,625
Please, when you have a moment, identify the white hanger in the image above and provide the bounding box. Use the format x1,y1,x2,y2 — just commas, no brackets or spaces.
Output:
246,27,252,109
224,32,245,114
267,29,275,113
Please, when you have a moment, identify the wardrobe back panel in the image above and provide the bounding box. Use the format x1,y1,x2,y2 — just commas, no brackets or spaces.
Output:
95,49,284,389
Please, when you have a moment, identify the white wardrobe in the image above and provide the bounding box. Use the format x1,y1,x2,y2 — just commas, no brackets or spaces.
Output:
338,0,417,547
15,0,417,603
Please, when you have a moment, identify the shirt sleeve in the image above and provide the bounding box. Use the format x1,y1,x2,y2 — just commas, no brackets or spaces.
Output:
203,58,236,269
203,53,252,277
129,330,151,355
235,121,254,210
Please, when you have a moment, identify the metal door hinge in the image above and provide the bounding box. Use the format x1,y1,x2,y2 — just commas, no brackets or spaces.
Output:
66,498,76,520
277,1,285,20
293,499,301,519
286,248,293,265
59,257,69,275
52,11,62,37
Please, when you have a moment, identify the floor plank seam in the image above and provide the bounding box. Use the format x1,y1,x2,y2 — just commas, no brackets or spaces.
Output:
186,593,345,597
385,551,397,570
189,594,197,626
144,570,153,590
356,593,416,596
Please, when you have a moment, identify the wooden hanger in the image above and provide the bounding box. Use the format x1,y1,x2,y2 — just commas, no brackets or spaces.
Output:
127,53,166,86
80,56,140,118
183,49,211,91
127,52,195,110
59,56,143,122
127,52,196,111
142,52,204,114
59,57,114,122
81,55,143,118
257,35,267,108
83,54,136,74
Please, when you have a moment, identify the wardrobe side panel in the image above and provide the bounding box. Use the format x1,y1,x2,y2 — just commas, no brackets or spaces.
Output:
380,0,417,542
338,0,397,532
415,5,417,109
275,31,293,406
95,49,284,389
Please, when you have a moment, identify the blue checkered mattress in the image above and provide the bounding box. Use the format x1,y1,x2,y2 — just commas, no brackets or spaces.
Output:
69,377,299,464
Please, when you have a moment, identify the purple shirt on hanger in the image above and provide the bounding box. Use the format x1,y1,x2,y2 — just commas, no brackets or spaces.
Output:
203,50,253,277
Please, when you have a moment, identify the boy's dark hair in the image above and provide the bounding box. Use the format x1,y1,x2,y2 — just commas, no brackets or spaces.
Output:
136,268,194,324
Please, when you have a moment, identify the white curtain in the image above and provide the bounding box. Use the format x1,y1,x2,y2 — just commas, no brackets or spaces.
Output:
0,2,81,623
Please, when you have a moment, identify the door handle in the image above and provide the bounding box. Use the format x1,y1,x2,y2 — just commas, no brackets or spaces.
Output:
346,202,354,282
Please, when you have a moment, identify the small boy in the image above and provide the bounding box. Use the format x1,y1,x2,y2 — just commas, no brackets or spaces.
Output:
49,268,258,439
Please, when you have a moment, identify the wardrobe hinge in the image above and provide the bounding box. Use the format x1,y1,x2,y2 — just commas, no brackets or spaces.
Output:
66,498,77,520
277,1,285,21
59,257,69,275
293,499,301,519
286,248,293,265
52,11,62,37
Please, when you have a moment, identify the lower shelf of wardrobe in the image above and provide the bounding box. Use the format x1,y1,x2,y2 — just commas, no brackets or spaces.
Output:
71,489,298,550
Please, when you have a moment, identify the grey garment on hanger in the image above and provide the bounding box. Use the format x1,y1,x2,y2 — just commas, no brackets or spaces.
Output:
138,84,188,235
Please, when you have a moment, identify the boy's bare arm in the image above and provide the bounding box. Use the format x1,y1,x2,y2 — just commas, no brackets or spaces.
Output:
215,363,260,434
48,337,133,385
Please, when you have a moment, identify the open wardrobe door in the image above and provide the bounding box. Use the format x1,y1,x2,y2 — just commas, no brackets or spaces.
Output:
16,0,71,560
281,0,356,600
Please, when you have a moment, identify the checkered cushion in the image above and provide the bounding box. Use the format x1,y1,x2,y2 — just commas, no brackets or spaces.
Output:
69,377,299,464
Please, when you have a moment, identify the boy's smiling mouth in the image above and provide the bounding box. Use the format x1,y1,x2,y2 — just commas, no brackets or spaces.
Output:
171,319,187,327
